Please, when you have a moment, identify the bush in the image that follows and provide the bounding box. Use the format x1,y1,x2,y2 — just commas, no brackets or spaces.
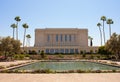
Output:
82,54,86,58
14,55,19,59
90,55,94,59
76,69,85,73
90,50,93,54
80,51,83,54
32,69,53,73
9,64,15,67
29,55,41,60
40,50,45,59
0,66,5,69
29,50,37,55
68,70,74,73
112,70,116,72
13,54,25,60
94,70,102,73
97,56,100,59
19,55,24,60
25,54,29,57
58,54,64,58
98,46,111,55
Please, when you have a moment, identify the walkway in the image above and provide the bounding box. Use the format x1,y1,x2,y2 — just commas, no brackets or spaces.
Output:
0,73,120,82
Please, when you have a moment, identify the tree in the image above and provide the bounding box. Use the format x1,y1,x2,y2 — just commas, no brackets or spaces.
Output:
0,38,3,55
98,46,110,55
14,16,21,40
107,19,114,38
105,33,120,59
97,23,102,46
0,36,21,59
22,23,29,50
101,16,106,44
40,50,45,59
26,34,31,47
11,38,22,54
10,23,17,39
88,36,93,46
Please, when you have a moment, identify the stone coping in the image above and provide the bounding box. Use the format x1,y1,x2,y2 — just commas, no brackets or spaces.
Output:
0,60,120,73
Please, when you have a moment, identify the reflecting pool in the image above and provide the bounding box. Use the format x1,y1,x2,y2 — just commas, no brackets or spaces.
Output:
12,61,120,72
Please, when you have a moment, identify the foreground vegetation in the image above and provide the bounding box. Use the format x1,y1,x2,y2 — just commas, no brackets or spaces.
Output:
0,36,21,60
0,69,120,73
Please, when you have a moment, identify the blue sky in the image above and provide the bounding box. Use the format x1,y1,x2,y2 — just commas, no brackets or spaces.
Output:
0,0,120,46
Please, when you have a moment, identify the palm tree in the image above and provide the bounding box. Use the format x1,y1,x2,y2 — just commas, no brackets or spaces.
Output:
107,19,114,38
10,24,17,39
14,16,21,40
97,23,102,46
22,23,29,49
88,36,93,46
26,34,31,47
100,16,106,45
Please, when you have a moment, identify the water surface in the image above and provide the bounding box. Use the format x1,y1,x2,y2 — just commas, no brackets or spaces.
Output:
13,61,120,71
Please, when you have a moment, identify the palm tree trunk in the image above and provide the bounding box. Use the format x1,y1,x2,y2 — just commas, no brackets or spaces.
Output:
90,39,93,46
99,27,102,46
16,22,18,40
26,38,28,47
26,37,30,47
103,21,106,45
23,28,26,50
13,28,15,39
28,38,30,47
109,24,111,38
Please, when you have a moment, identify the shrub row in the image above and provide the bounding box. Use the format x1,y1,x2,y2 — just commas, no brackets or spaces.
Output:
0,69,120,73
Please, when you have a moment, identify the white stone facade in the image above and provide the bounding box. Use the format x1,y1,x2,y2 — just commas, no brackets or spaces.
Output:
24,28,98,54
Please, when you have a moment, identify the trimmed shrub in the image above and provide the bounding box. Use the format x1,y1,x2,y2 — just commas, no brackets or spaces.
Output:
13,54,25,60
68,70,74,73
0,66,5,69
32,69,53,73
76,69,85,73
82,54,86,58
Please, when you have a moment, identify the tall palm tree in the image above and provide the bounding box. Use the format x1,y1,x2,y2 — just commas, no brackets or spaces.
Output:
107,19,114,38
26,34,31,47
100,16,106,45
22,23,29,49
10,23,17,39
14,16,21,40
88,36,93,46
97,23,102,46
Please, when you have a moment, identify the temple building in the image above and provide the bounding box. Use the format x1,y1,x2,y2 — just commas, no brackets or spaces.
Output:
25,28,98,54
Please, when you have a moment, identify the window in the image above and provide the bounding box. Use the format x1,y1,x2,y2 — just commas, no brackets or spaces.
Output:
72,34,75,41
70,49,74,54
60,49,64,54
60,34,62,42
65,49,69,54
75,49,79,54
55,49,59,53
65,35,67,41
56,34,58,42
69,35,71,42
50,49,54,54
74,34,76,41
46,49,49,54
47,35,50,42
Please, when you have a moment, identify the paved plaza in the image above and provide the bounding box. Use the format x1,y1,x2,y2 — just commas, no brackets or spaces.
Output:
0,73,120,82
